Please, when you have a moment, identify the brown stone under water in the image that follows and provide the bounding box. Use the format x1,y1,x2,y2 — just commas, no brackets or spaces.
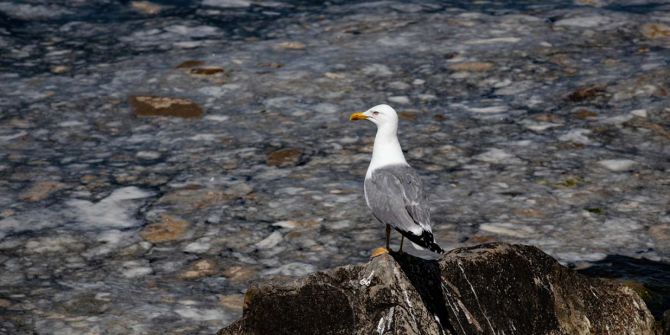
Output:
129,95,204,118
266,148,303,167
139,215,190,243
189,67,224,75
449,61,494,72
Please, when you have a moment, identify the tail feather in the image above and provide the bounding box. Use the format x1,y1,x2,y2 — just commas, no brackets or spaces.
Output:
398,229,444,254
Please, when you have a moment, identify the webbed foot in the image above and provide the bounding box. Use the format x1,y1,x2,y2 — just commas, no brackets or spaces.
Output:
371,247,390,258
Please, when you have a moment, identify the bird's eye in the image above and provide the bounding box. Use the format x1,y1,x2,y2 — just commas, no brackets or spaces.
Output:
372,111,379,115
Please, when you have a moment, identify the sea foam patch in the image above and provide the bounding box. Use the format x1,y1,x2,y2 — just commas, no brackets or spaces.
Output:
67,186,154,229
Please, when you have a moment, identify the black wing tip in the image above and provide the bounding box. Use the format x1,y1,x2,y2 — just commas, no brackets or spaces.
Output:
428,241,445,254
399,229,445,254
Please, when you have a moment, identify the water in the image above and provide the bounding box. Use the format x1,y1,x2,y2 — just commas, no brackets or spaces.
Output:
0,0,669,334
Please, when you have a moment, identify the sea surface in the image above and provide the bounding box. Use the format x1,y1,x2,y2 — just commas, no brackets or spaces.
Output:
0,0,669,333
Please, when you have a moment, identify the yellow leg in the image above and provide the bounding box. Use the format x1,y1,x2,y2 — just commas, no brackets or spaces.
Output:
371,225,392,258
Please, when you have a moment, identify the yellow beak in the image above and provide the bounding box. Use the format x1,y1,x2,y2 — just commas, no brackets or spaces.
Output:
349,112,367,121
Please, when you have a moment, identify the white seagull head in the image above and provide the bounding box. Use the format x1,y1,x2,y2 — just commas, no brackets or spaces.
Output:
349,104,406,173
349,104,398,131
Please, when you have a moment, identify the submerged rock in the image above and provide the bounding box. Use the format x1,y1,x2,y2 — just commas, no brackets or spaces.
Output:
130,1,162,15
266,148,304,167
19,181,66,202
139,214,190,243
449,62,494,72
219,243,657,335
129,95,204,118
640,23,670,39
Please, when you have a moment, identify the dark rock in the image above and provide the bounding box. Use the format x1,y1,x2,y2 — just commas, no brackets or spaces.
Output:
218,243,657,335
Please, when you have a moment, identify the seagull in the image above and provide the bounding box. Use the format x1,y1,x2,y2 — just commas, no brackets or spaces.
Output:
349,104,444,256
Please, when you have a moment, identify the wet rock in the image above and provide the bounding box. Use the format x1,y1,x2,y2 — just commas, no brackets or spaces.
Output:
324,72,344,80
180,259,219,280
388,81,410,90
25,234,85,254
467,105,508,114
159,188,230,210
121,260,153,278
184,238,213,253
219,294,244,311
19,181,66,202
573,108,598,120
388,96,410,105
640,23,670,39
140,215,190,243
131,1,162,15
397,111,417,121
219,243,656,335
224,265,258,285
513,208,545,218
559,128,591,144
449,62,494,72
190,67,225,76
254,231,283,250
272,219,321,230
649,225,670,244
598,159,637,172
362,64,393,76
266,148,304,167
575,0,608,7
631,109,648,118
260,62,283,68
176,60,205,69
136,150,161,160
129,95,204,118
276,42,306,50
474,148,520,164
533,114,562,123
0,3,72,20
58,292,110,316
554,15,611,28
203,0,251,9
50,65,70,74
0,209,15,219
566,85,606,102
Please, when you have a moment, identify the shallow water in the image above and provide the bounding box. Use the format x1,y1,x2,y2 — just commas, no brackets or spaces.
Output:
0,0,669,333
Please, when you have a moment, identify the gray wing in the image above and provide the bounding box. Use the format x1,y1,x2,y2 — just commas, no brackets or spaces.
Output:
363,165,431,236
